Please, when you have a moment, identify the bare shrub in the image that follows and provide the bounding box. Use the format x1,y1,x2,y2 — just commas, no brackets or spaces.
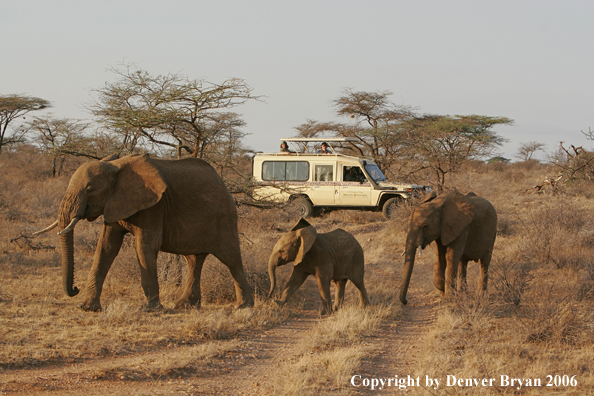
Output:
489,258,533,309
496,214,516,237
519,197,594,269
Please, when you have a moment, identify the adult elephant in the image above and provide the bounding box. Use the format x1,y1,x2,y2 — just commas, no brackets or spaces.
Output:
399,191,497,305
36,154,253,311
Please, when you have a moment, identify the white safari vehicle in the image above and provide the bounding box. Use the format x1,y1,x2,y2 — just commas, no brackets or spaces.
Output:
252,138,430,219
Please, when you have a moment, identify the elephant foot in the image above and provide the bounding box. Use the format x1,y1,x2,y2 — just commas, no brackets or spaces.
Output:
79,300,102,312
234,298,254,309
320,307,333,316
143,302,164,312
174,298,201,310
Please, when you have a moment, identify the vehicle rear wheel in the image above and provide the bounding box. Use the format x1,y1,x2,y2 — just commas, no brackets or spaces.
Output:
292,197,314,218
382,197,402,220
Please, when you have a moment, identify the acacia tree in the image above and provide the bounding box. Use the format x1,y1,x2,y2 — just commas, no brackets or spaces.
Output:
0,94,50,153
27,115,124,176
516,141,545,161
90,65,258,159
294,89,414,177
405,114,512,191
294,90,511,188
28,115,90,176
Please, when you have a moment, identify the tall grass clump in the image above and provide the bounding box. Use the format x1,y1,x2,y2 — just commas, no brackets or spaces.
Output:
270,305,396,396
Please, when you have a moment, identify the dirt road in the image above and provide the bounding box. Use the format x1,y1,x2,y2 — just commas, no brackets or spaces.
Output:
0,284,438,395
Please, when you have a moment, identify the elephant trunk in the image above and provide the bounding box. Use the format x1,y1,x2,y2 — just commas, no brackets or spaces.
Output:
59,230,79,297
267,255,278,298
399,231,419,305
58,191,85,297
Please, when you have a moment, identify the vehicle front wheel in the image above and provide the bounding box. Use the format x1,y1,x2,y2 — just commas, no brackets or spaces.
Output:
382,197,402,220
292,197,314,218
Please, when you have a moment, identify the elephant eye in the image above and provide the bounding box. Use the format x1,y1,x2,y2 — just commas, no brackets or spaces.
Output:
86,186,94,193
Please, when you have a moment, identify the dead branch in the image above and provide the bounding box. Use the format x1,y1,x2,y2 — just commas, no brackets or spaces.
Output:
10,233,56,251
530,173,563,194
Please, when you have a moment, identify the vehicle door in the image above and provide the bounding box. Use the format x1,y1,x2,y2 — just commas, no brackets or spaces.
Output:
308,163,336,205
336,164,372,206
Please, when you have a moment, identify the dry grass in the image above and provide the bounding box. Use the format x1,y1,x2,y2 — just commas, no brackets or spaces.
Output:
77,339,243,381
269,305,397,396
2,153,594,394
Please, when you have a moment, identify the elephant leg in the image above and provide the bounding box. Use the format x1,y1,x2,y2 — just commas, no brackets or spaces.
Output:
444,236,467,299
175,253,208,309
80,225,126,312
478,250,492,292
134,232,162,310
350,277,371,308
315,273,333,315
457,259,469,292
433,243,447,294
332,279,348,311
278,270,309,306
214,246,254,309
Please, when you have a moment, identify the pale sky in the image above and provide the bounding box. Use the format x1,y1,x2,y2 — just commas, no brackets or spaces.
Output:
2,0,593,160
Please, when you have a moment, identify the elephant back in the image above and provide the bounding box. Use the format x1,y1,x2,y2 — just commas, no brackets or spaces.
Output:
464,196,497,259
155,158,235,210
319,229,364,276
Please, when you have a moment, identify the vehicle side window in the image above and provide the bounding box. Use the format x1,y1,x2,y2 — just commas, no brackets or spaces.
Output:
262,161,309,181
314,165,334,182
343,166,366,182
286,161,309,181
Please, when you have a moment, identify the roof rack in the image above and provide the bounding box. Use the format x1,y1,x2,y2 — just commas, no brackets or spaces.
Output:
278,137,358,155
280,137,358,142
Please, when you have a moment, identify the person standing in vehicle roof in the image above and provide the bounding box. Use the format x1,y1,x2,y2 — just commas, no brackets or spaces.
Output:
319,142,333,154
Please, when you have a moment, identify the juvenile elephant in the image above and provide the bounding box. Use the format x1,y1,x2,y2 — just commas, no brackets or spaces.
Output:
400,191,497,305
36,154,253,311
267,218,370,314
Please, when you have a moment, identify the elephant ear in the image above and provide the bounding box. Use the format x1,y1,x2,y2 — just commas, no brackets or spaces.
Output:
103,154,167,223
421,191,437,203
101,153,120,162
294,225,317,266
291,217,311,231
440,192,475,246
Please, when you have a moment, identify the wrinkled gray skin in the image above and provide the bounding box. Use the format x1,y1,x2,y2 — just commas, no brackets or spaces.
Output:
46,153,253,312
268,218,370,315
400,191,497,305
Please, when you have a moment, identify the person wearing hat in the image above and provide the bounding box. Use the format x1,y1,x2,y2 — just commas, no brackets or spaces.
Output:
280,141,294,153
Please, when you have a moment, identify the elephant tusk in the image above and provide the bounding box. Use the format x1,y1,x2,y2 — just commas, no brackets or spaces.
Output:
32,220,59,236
58,216,82,235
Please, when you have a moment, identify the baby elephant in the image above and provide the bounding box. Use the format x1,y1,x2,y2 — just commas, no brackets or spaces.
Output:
267,218,370,314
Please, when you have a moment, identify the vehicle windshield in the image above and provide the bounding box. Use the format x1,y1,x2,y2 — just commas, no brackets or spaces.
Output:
364,163,387,183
